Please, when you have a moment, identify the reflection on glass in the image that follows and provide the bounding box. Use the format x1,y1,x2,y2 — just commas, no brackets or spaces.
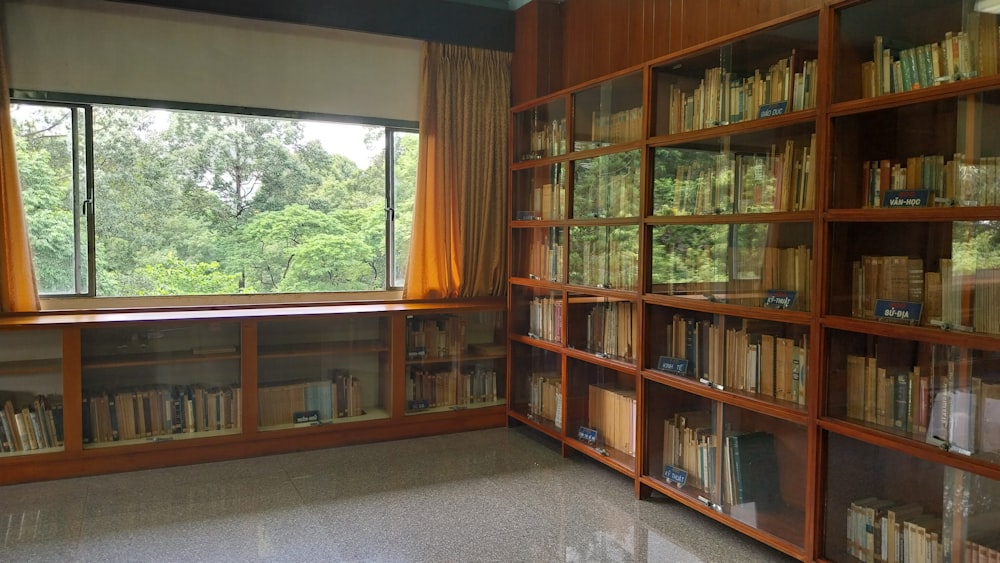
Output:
0,330,64,455
841,221,1000,334
512,163,566,221
650,222,812,310
824,432,1000,562
573,151,641,219
514,99,566,162
569,226,640,290
652,139,816,216
510,342,562,431
513,227,564,282
573,73,643,151
826,329,1000,463
81,322,242,445
257,317,390,429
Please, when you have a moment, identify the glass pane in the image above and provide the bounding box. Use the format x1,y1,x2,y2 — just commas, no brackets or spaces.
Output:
830,92,1000,209
0,330,64,455
645,304,809,409
566,358,636,470
823,431,1000,562
81,322,242,446
651,126,816,216
513,98,567,162
825,329,1000,466
510,342,562,433
644,382,719,499
566,295,637,364
569,225,640,291
257,316,389,429
512,227,565,282
573,72,643,150
404,311,506,414
834,0,976,103
11,104,86,295
827,221,1000,333
650,222,813,311
512,286,564,344
572,150,641,219
512,163,566,221
392,130,418,288
651,16,818,136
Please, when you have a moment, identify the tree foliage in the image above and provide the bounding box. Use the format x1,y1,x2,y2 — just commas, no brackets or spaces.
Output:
12,104,417,297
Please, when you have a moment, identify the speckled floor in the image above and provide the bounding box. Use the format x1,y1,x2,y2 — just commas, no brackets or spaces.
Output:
0,426,796,562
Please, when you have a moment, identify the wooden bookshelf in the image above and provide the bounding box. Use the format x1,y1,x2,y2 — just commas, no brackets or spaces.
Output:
509,1,1000,560
0,299,506,483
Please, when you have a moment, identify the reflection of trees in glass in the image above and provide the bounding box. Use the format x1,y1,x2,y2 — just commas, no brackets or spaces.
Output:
13,105,415,296
573,150,640,218
953,221,1000,274
568,226,639,289
651,224,730,285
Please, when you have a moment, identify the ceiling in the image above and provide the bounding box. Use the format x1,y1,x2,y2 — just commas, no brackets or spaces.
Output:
111,0,520,51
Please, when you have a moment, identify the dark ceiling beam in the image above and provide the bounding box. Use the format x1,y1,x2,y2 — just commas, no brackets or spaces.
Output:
110,0,515,52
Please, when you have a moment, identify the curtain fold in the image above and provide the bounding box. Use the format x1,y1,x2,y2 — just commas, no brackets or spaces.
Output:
0,20,39,312
404,42,510,299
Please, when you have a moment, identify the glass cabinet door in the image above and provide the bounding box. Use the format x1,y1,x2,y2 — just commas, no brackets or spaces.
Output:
0,329,63,455
80,322,241,446
566,358,635,471
510,342,563,434
405,311,506,414
257,315,390,429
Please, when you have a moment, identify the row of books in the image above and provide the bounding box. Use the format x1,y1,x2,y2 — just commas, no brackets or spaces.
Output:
258,370,363,428
844,348,1000,455
851,256,1000,335
658,137,817,216
405,367,500,409
584,301,635,362
574,159,640,218
569,234,639,290
661,411,781,508
522,227,564,282
0,396,63,453
525,117,567,160
861,155,1000,208
862,13,999,99
581,107,642,149
729,244,813,311
847,497,942,563
661,315,808,405
663,53,818,135
587,385,636,456
526,181,565,220
84,385,241,444
528,373,562,429
528,296,563,343
407,315,466,360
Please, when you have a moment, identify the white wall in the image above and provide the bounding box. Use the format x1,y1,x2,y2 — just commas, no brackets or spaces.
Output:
3,0,421,122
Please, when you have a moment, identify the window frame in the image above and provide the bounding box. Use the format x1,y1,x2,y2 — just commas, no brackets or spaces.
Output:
11,90,418,300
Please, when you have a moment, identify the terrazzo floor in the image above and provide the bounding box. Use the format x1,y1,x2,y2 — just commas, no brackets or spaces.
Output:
0,426,797,562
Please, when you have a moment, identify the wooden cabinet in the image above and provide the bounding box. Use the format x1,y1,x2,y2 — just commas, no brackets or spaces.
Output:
0,301,505,484
510,1,1000,560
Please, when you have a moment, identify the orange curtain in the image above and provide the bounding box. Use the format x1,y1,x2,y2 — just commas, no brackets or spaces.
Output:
0,22,39,312
404,42,510,299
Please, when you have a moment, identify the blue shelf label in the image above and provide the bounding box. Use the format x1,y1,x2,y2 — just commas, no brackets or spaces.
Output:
578,426,599,445
658,356,689,375
407,399,430,410
874,299,923,323
757,101,787,119
882,189,931,208
764,290,797,309
663,465,688,487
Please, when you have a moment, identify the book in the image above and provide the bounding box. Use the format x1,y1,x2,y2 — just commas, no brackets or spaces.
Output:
728,431,781,509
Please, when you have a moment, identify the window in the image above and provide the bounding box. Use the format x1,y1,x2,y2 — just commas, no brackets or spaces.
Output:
11,100,417,297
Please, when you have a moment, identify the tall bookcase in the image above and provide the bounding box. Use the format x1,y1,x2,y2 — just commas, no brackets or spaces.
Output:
508,1,1000,561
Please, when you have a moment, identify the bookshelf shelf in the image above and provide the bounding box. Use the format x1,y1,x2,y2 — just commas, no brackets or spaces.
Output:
404,400,506,416
404,353,505,366
84,427,243,449
258,340,389,359
647,109,818,150
83,350,241,369
0,359,62,376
